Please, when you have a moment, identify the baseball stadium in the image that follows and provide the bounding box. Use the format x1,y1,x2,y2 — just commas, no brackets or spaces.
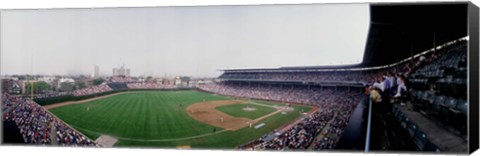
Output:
1,2,478,154
44,89,316,148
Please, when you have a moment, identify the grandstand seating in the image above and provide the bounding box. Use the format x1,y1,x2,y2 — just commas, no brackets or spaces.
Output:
383,41,468,152
407,122,418,139
407,41,467,133
413,130,428,151
392,104,437,151
218,71,381,84
221,40,467,151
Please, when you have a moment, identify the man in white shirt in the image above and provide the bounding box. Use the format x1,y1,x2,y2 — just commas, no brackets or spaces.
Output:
372,78,385,92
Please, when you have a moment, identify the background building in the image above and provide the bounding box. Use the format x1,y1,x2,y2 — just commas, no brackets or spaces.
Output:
112,64,130,77
93,65,99,78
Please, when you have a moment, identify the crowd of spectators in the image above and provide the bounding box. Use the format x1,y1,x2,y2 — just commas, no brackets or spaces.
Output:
312,94,358,150
219,71,383,84
127,83,176,89
200,84,356,106
1,79,21,94
258,108,334,150
2,94,14,112
32,91,71,99
72,84,112,96
2,93,98,146
2,94,52,144
53,119,96,146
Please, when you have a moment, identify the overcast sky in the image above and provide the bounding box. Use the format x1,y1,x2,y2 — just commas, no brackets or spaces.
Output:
1,4,369,78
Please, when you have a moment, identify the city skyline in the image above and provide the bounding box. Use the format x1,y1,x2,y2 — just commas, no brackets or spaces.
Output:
1,4,369,77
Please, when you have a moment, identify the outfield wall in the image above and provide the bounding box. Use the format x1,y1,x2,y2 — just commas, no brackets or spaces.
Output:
34,88,195,106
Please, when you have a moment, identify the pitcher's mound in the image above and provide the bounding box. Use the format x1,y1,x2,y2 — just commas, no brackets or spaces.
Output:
95,135,118,147
243,107,257,111
276,106,294,112
177,145,191,149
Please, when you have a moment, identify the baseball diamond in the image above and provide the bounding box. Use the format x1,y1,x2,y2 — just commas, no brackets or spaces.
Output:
47,90,313,148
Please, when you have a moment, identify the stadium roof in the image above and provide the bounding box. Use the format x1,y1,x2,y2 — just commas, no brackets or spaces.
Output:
361,2,468,67
221,2,469,72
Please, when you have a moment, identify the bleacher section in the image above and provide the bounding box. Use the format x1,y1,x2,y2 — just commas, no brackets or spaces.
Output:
72,84,112,96
2,93,99,146
107,82,129,90
127,83,176,89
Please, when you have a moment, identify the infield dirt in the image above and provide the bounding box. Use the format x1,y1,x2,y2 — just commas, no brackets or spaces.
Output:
186,100,282,131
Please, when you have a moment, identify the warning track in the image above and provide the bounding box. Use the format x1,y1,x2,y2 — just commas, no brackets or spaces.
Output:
44,92,132,109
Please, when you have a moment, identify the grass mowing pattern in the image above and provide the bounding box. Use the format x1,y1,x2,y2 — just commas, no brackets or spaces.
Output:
49,91,311,148
215,103,277,120
50,91,227,140
114,105,311,148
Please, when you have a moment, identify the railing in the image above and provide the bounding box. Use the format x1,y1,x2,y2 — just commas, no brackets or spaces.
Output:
365,97,372,152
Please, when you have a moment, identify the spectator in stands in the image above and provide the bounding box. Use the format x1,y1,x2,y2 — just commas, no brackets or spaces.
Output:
394,75,407,98
364,84,370,96
372,78,385,92
385,72,396,97
370,88,382,103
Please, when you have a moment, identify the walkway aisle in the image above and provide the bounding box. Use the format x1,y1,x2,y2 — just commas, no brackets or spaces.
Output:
49,122,59,145
307,111,338,150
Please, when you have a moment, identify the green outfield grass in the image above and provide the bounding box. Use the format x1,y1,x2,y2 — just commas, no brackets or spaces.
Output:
49,91,311,148
216,103,277,120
